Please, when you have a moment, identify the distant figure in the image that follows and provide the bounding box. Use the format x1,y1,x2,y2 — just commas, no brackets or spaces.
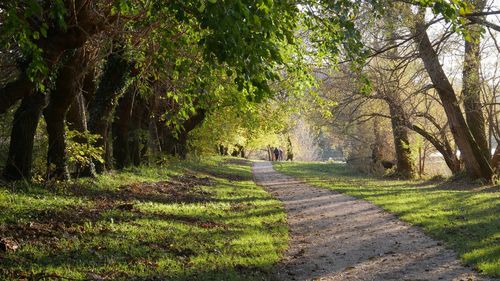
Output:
279,148,284,161
273,147,280,161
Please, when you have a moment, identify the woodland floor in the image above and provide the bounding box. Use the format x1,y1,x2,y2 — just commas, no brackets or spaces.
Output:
0,158,287,280
254,161,494,281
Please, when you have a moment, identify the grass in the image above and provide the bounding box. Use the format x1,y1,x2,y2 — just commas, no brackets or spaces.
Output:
0,157,287,280
274,161,500,278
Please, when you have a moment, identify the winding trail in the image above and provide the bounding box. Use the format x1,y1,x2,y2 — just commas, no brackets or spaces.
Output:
252,162,490,281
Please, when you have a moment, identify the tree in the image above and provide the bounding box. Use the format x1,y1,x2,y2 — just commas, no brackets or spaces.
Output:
0,0,112,114
412,8,494,180
462,0,490,162
44,46,94,180
2,91,46,180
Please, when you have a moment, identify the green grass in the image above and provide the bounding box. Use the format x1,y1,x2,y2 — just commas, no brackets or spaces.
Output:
0,157,287,280
274,161,500,278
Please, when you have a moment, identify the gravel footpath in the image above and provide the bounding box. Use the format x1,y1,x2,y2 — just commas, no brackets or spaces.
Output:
253,162,491,281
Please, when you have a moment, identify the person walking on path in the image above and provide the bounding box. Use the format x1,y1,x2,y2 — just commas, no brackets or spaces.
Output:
273,147,280,161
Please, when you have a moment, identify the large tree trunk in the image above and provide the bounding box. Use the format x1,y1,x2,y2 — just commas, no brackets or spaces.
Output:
462,0,489,162
67,93,88,132
0,2,109,181
87,49,131,173
376,18,416,179
112,89,134,169
389,104,416,179
129,95,148,166
43,48,88,180
413,13,493,180
2,91,46,181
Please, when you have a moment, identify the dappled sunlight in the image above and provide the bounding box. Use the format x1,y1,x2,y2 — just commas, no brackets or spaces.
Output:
0,158,287,280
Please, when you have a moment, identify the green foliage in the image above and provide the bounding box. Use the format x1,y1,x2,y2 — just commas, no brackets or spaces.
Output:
0,0,67,88
1,0,469,97
66,129,105,168
189,89,298,156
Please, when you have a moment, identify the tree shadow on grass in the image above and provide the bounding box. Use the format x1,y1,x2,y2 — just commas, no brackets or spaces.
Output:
0,193,284,280
1,203,284,280
0,166,286,281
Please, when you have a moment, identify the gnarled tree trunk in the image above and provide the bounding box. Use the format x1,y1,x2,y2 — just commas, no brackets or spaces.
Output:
2,91,46,180
87,49,131,173
389,102,416,179
112,89,134,169
43,48,89,180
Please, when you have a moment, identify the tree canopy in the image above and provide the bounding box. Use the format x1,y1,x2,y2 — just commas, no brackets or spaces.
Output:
0,0,498,181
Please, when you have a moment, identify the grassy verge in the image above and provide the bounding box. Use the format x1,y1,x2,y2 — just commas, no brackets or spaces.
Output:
0,157,287,280
274,161,499,278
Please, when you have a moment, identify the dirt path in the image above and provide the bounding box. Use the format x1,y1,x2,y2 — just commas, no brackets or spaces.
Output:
252,162,491,281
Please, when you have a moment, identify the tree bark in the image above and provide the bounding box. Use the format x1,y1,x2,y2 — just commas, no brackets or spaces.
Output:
375,17,416,179
413,13,493,180
2,91,46,181
112,89,134,169
67,93,88,132
87,49,131,173
462,0,489,162
389,103,416,179
43,48,88,180
0,74,36,114
129,95,149,166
